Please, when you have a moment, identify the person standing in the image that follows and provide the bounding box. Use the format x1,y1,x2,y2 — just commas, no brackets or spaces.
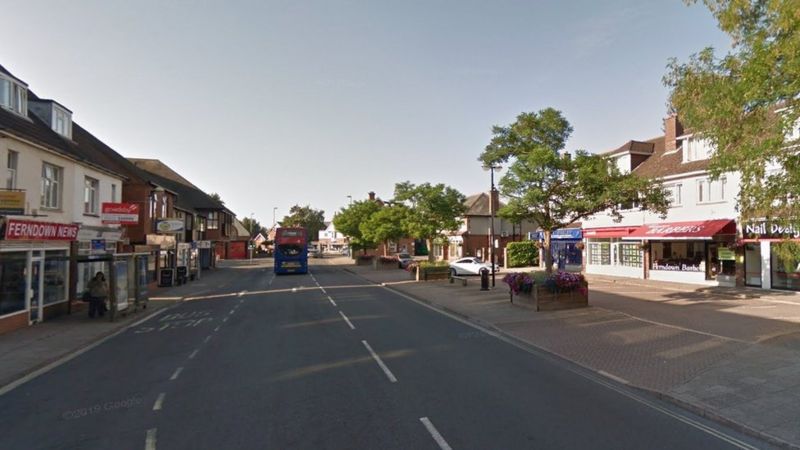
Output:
87,272,108,319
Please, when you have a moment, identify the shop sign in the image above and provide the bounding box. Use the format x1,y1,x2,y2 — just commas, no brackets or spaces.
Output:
4,219,79,241
626,219,736,240
0,191,25,215
146,234,176,250
718,248,736,261
101,203,139,225
530,228,582,241
744,222,800,239
77,226,123,242
156,219,184,233
196,240,211,249
652,262,702,272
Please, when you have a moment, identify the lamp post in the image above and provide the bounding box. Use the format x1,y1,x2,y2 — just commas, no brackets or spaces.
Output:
347,195,352,205
483,164,501,287
272,207,277,228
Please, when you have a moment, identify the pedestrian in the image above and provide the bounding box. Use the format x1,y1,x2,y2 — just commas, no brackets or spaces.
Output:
86,272,108,319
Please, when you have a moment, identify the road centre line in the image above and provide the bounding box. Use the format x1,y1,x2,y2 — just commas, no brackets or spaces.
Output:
170,367,184,381
229,309,235,314
204,335,212,343
339,311,355,330
419,417,452,450
222,317,229,323
152,393,165,411
214,326,221,332
328,296,337,307
237,290,247,297
378,283,759,450
188,349,199,359
145,428,157,450
362,340,397,383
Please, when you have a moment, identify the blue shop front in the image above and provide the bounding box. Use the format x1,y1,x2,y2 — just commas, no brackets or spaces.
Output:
530,228,583,272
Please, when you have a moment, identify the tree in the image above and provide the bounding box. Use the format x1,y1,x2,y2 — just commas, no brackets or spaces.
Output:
360,205,410,256
664,1,800,231
209,192,224,204
393,181,467,262
479,108,670,273
332,200,382,253
241,217,265,237
280,205,326,242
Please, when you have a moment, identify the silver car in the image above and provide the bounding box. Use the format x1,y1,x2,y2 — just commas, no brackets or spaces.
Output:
448,257,499,276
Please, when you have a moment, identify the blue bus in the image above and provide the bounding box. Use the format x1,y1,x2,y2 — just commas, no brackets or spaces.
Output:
274,227,308,274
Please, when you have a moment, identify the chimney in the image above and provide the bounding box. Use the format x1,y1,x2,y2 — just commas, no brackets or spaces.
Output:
664,114,684,151
368,191,375,201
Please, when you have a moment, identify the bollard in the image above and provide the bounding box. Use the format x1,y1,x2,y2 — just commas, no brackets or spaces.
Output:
480,268,489,291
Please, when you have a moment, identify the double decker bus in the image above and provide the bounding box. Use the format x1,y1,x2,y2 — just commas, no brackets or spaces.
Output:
274,227,308,274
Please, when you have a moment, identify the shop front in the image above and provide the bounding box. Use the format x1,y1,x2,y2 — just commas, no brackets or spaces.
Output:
583,226,643,278
742,222,800,291
0,219,76,333
532,228,583,272
625,219,737,286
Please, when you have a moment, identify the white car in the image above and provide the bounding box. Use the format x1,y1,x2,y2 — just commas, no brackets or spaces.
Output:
449,257,499,276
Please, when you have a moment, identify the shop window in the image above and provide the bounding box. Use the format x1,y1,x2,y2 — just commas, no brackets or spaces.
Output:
0,253,27,316
76,260,109,299
43,251,68,305
744,244,762,287
618,243,642,267
770,244,800,291
651,241,704,272
588,241,611,265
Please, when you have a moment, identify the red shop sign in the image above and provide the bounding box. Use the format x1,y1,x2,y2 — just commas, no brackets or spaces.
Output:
4,219,79,241
101,202,140,225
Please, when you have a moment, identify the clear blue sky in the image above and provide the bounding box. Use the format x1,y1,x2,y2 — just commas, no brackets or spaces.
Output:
2,0,729,224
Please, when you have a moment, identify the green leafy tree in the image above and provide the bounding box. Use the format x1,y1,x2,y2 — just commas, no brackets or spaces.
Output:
393,182,467,262
665,0,800,263
360,205,410,256
506,241,539,268
333,200,382,254
480,108,670,273
209,192,224,204
280,205,326,242
241,217,262,236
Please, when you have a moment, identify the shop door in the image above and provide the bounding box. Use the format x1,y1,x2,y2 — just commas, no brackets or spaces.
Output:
707,243,720,280
28,257,43,324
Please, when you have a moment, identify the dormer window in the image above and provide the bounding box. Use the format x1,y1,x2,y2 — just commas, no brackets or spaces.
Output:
52,104,72,139
0,74,28,116
682,136,712,162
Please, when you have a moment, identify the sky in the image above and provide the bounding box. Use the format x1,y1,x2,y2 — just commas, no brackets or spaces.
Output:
1,0,731,225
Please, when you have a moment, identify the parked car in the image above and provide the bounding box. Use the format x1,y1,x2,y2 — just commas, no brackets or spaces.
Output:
448,257,499,276
308,247,322,258
396,253,414,269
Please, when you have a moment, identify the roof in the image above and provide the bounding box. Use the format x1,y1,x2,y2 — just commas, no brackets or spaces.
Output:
602,139,657,156
0,63,27,86
128,158,199,189
463,192,505,216
630,136,711,178
128,159,226,212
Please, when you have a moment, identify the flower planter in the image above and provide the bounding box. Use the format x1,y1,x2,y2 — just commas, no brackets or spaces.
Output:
374,259,399,270
356,256,375,266
511,281,589,311
414,267,450,281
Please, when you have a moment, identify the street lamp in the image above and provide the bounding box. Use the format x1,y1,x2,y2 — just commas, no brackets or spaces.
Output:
347,195,352,205
272,207,277,228
483,163,501,287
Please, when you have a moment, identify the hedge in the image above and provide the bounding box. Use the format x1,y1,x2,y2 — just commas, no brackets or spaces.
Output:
507,241,539,268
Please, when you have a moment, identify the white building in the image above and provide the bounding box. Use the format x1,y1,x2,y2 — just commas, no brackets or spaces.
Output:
318,221,347,252
582,116,741,286
0,64,125,332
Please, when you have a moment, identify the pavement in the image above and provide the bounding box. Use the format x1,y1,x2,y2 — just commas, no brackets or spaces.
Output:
0,260,261,393
345,260,800,449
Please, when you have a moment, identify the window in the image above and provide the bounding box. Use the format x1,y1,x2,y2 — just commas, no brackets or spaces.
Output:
665,183,682,207
6,150,18,189
0,252,28,315
208,212,219,230
0,76,27,116
588,241,611,265
52,107,72,138
684,137,712,162
41,163,63,209
111,184,117,203
618,243,642,267
697,177,726,203
43,251,68,305
84,177,99,214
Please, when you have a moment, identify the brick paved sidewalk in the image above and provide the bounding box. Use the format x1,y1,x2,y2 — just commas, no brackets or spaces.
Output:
347,265,800,449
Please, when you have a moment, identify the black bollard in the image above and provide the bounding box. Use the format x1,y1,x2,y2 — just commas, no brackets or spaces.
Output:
480,268,489,291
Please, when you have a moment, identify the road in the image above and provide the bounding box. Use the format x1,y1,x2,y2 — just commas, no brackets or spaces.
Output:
0,261,771,449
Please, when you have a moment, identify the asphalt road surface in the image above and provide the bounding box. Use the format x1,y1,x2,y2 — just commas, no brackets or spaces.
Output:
0,262,772,449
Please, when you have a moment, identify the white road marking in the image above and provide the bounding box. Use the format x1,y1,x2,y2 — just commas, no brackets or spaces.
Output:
145,428,157,450
214,326,221,332
237,290,247,297
320,287,327,294
152,393,165,411
229,309,235,314
204,335,212,343
362,340,397,383
598,370,630,385
339,311,355,330
292,288,297,293
188,349,199,359
420,417,452,450
222,317,229,323
170,367,184,381
328,296,338,307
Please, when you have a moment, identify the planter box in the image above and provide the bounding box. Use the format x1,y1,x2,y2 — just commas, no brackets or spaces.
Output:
374,259,399,270
356,257,375,266
414,267,450,281
511,282,589,311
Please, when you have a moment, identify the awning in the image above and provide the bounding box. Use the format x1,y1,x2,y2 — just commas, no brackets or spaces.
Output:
583,226,639,239
623,219,736,240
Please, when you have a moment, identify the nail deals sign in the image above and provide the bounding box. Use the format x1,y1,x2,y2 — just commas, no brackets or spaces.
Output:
745,222,800,239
